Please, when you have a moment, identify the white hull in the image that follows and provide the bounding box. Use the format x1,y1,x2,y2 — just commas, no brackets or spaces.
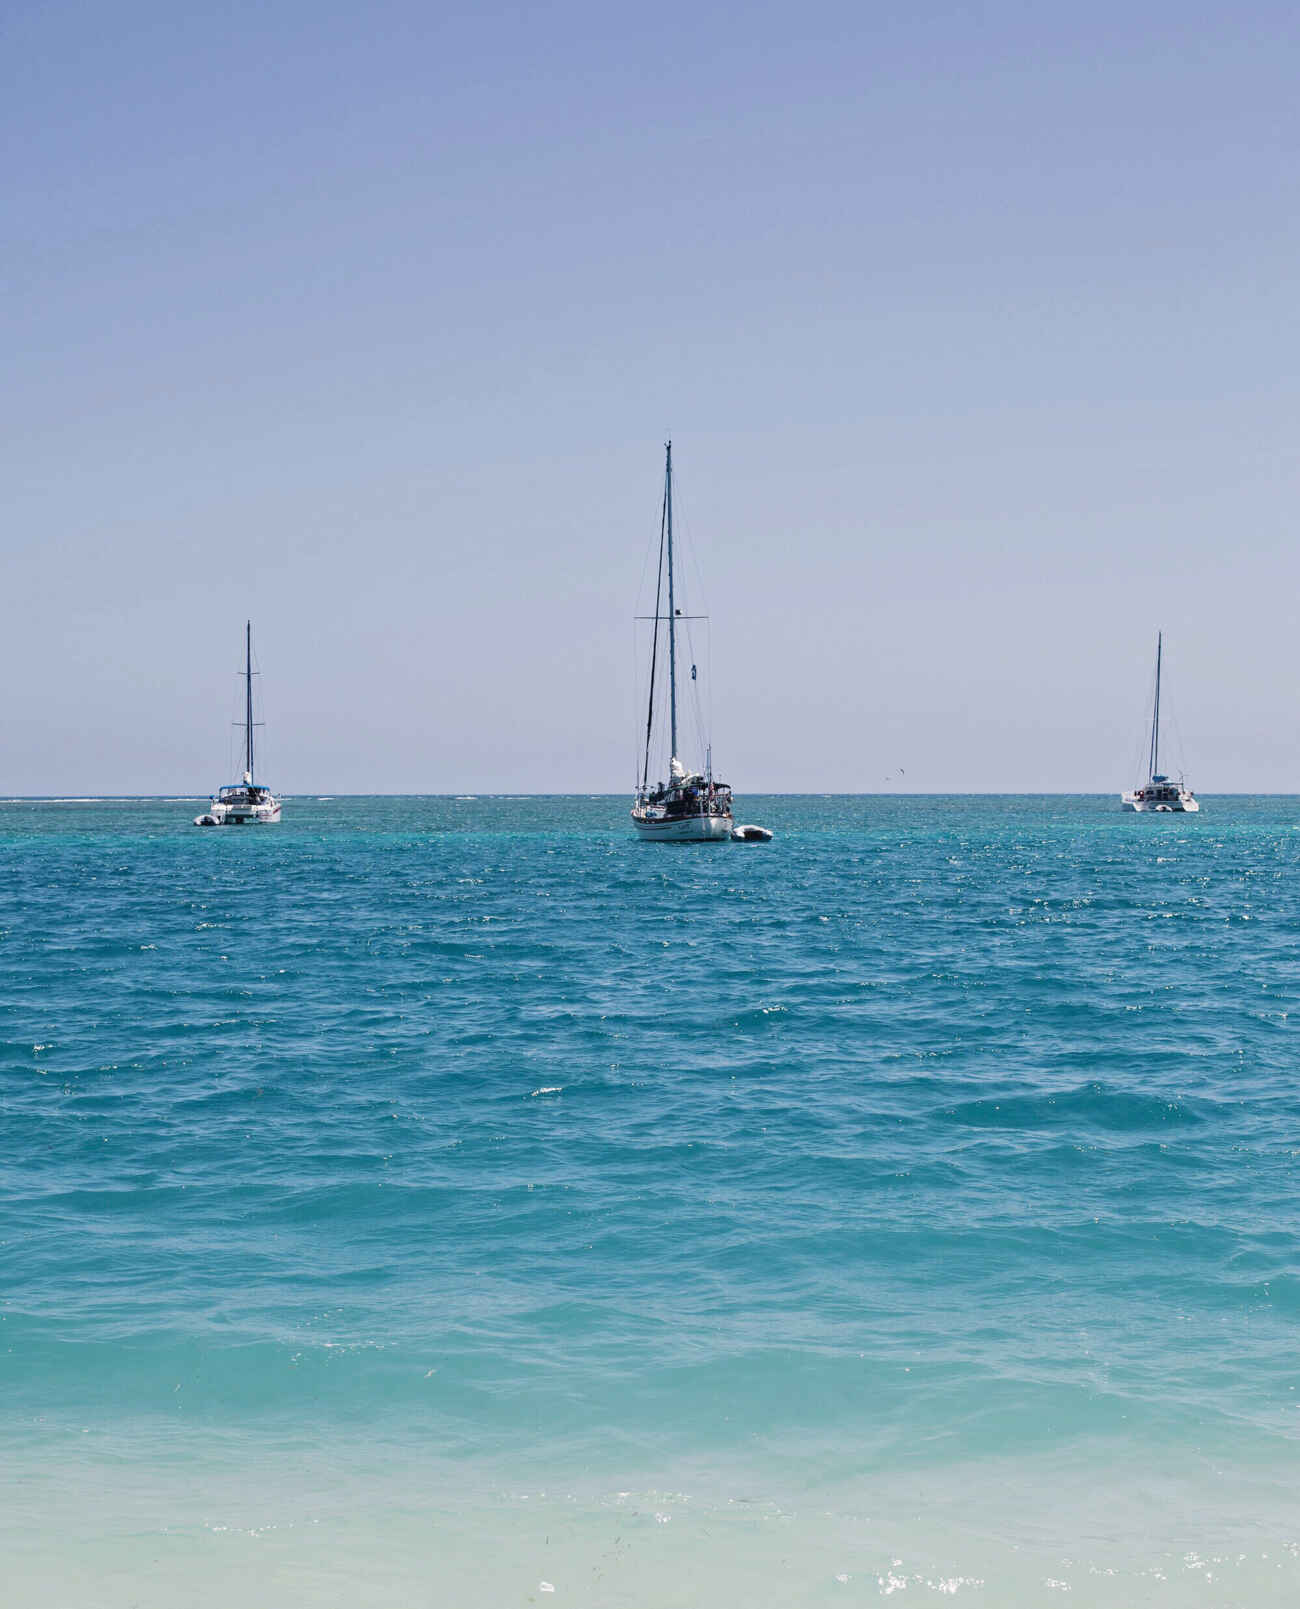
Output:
1121,791,1199,813
631,811,733,842
195,800,281,826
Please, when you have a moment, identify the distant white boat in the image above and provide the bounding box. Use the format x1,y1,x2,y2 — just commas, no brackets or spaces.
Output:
631,443,737,843
1121,632,1199,813
195,622,282,826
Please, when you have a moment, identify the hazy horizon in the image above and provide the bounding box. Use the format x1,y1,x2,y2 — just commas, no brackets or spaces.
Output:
3,789,1282,802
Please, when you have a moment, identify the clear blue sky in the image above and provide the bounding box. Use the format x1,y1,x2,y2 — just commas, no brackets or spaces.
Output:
5,0,1298,793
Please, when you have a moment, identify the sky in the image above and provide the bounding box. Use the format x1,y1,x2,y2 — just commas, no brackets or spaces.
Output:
4,0,1299,793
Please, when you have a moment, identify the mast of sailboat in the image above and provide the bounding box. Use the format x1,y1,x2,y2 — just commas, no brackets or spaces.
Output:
245,620,255,782
640,475,668,794
1149,631,1162,780
665,441,678,765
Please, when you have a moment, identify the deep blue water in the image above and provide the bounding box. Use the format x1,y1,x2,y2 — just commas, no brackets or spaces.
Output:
4,795,1300,1605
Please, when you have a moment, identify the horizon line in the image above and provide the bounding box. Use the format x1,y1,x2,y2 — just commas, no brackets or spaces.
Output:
2,791,1294,802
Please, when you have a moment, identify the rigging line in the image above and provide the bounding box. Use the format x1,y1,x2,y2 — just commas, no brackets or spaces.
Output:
631,498,657,624
667,455,711,624
1164,684,1191,780
1132,648,1159,782
641,472,669,792
706,620,714,762
244,622,254,780
630,485,660,784
1128,656,1151,784
634,623,660,783
666,443,678,764
684,618,707,758
1150,632,1163,779
668,458,719,764
631,621,643,786
1147,641,1161,779
1128,716,1146,789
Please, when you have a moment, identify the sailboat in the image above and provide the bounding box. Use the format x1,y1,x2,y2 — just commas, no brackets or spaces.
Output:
631,443,736,842
194,622,282,826
1121,632,1199,813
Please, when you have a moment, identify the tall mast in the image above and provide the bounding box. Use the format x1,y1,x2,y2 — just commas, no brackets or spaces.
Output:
1149,631,1162,779
665,441,678,764
640,478,668,792
245,620,254,782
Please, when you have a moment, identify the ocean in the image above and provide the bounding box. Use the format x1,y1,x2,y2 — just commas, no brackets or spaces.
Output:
3,794,1300,1606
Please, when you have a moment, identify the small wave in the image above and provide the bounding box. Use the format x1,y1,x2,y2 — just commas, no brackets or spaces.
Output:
945,1082,1209,1133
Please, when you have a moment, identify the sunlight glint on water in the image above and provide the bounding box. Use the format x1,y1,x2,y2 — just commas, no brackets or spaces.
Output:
3,795,1300,1605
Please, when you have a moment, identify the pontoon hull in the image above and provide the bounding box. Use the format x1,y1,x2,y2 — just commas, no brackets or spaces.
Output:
195,802,282,826
1121,792,1199,813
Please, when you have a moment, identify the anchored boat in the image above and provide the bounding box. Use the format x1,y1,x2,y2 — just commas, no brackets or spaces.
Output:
631,443,737,843
194,622,282,826
1121,632,1199,813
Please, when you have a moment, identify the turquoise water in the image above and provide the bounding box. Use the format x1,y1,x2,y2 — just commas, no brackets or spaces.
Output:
4,795,1300,1605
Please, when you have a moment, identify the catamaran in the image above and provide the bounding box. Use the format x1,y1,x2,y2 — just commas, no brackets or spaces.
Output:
194,622,282,826
1121,632,1199,813
631,443,736,842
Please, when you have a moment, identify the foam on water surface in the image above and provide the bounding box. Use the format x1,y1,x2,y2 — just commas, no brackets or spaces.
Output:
7,1439,1300,1606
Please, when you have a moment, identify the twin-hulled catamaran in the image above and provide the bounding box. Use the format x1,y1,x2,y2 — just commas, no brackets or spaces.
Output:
631,443,737,842
194,622,282,826
1122,632,1199,813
